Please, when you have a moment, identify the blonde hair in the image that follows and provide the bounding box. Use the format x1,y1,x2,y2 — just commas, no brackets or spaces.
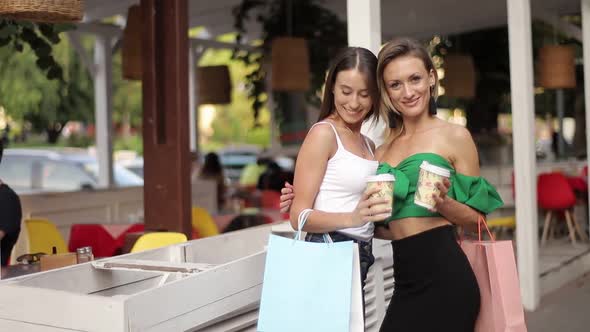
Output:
377,37,439,143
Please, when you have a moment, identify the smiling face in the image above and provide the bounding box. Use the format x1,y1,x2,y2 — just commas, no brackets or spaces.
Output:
382,55,435,119
332,69,373,126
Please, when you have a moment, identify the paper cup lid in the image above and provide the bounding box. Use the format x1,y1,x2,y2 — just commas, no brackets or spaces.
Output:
420,160,451,177
367,174,395,182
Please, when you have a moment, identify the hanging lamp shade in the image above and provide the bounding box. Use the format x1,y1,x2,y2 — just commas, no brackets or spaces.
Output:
197,65,232,105
537,45,576,89
122,5,142,81
0,0,83,23
442,54,476,98
271,37,311,92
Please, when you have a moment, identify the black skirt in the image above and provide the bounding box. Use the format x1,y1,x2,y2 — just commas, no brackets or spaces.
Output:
379,225,480,332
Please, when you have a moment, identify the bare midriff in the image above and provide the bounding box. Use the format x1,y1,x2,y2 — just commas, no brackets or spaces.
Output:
388,216,451,240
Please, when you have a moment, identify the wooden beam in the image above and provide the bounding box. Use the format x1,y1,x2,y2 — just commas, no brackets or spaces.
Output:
141,0,192,237
582,0,590,237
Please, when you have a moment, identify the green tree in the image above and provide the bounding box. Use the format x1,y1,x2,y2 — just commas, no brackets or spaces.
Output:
0,19,73,81
0,35,93,143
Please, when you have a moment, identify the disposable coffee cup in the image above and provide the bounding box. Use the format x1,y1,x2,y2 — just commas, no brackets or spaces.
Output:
414,161,451,210
366,174,396,217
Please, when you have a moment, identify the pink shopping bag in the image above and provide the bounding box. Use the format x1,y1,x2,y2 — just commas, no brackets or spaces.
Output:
460,216,528,332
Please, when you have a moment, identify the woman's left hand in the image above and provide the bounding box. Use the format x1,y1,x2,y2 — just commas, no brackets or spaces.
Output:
430,178,452,213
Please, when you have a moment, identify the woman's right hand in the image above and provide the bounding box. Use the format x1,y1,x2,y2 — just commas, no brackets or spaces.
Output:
280,182,295,213
349,187,393,227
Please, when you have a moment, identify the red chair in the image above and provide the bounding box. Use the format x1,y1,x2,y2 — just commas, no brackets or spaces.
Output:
260,190,281,210
567,176,588,193
538,173,589,246
69,224,119,258
113,223,145,253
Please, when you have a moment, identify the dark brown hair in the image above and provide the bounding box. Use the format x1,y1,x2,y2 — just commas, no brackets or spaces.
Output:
200,152,223,177
317,47,379,122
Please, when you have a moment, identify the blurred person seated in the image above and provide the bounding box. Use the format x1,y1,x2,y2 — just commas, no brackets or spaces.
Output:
239,157,270,189
257,161,287,193
0,141,22,266
199,152,227,211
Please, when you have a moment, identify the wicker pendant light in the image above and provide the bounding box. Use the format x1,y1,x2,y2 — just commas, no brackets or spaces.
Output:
0,0,83,23
537,45,576,89
442,54,476,99
197,65,232,105
122,5,142,81
271,37,311,92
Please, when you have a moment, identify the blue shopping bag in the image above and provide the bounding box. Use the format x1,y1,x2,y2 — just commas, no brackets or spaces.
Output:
257,209,363,332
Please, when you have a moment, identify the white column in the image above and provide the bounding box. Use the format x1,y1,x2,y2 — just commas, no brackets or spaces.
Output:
94,34,114,188
507,0,540,311
582,0,590,234
188,46,197,153
346,0,386,147
346,0,381,54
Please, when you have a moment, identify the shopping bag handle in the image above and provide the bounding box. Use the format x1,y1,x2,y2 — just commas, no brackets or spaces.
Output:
459,214,495,244
294,209,333,243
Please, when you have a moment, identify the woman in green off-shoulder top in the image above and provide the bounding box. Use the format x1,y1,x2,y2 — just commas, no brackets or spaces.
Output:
374,38,503,332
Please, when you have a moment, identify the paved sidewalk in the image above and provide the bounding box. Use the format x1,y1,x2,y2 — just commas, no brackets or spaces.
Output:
526,271,590,332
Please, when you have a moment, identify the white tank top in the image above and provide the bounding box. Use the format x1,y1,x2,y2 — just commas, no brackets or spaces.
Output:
311,121,379,241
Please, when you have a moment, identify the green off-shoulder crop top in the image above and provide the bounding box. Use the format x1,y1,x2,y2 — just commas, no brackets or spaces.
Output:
376,153,504,224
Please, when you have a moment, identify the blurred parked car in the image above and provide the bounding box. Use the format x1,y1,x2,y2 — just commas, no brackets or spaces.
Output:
0,148,144,194
216,145,296,185
118,157,144,178
217,145,261,184
112,145,295,186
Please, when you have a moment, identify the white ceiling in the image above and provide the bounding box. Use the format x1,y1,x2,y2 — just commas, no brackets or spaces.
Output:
82,0,582,41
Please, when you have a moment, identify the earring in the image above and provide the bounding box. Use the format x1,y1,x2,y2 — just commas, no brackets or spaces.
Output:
429,85,437,115
388,111,397,128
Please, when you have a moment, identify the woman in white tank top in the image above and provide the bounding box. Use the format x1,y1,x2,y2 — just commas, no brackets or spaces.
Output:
289,48,392,304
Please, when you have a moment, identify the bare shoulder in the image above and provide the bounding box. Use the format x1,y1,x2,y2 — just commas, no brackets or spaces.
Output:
305,122,336,143
440,123,479,175
300,122,337,155
441,122,473,143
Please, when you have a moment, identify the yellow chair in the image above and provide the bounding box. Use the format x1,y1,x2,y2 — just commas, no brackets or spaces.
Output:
130,232,188,253
486,216,516,239
25,218,68,254
191,207,220,238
